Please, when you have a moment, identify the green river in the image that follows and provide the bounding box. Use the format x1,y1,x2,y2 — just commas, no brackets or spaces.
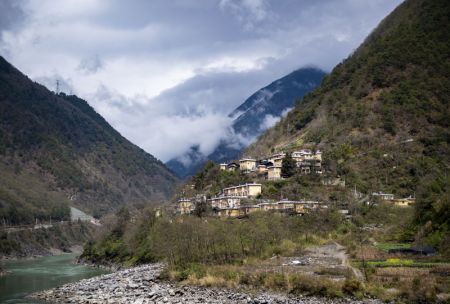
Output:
0,254,109,304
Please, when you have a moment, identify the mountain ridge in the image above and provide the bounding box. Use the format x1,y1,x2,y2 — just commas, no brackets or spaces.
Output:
0,56,179,224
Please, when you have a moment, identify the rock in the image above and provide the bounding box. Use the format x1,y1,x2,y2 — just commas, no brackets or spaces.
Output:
29,263,383,304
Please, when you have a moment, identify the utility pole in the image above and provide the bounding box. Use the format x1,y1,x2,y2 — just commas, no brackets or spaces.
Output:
56,80,60,94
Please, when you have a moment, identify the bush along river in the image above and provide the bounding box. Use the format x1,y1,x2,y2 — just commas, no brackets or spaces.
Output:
0,253,109,304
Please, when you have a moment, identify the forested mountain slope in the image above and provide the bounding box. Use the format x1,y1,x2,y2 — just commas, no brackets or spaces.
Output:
0,56,179,224
247,0,449,197
245,0,449,247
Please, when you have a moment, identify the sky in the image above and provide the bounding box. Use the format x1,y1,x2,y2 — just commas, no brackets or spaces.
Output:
0,0,402,162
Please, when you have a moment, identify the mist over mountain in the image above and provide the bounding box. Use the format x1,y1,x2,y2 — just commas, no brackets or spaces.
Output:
166,68,326,178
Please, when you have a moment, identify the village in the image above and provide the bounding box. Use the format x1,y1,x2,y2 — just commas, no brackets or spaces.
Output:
176,149,416,217
219,149,323,179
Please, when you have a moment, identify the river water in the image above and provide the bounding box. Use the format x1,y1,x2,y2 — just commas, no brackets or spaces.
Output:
0,254,108,304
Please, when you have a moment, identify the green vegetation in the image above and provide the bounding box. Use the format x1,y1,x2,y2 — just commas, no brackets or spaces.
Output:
81,208,342,266
0,162,70,224
375,243,411,252
245,0,450,255
0,221,93,257
83,199,450,303
414,174,450,255
80,1,450,303
366,259,447,268
281,153,296,178
0,56,179,223
181,160,252,199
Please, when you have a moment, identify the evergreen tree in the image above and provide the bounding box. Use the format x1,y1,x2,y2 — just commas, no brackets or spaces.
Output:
281,153,296,178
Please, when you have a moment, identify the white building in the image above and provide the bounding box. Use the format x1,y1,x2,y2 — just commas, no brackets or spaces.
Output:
239,158,257,172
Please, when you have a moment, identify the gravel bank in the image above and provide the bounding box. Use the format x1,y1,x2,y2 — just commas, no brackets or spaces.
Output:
32,264,381,304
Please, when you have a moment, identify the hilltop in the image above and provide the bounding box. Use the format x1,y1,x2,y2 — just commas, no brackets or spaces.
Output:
0,56,179,224
166,68,325,178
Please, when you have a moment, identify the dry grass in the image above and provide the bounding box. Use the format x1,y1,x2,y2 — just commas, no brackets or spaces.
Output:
352,245,387,260
166,260,363,299
364,266,450,303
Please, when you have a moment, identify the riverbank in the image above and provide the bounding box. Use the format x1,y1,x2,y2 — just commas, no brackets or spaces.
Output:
32,263,382,304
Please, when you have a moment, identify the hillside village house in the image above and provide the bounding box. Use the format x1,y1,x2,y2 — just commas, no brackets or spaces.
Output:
240,204,260,215
268,152,286,164
368,192,416,207
391,197,416,207
226,162,239,171
219,149,323,177
215,199,325,218
180,179,327,218
239,158,257,172
223,183,262,197
267,165,282,180
177,198,195,215
259,200,322,214
292,150,322,162
298,159,323,174
273,158,283,167
207,196,244,209
257,164,268,173
216,207,241,217
292,150,323,174
372,192,395,200
216,205,261,218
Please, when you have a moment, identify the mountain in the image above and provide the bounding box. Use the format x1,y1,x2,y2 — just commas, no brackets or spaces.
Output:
246,0,449,197
0,56,179,224
166,68,326,178
230,68,326,137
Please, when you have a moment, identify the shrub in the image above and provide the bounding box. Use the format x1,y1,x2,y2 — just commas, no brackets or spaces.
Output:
342,278,364,296
289,274,343,298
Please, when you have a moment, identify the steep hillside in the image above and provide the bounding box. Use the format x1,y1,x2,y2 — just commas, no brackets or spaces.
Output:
166,68,325,178
0,56,179,224
246,0,449,198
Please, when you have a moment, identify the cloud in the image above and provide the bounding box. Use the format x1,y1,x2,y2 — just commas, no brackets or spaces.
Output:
259,106,292,132
77,54,103,74
220,0,270,30
0,0,403,162
87,85,233,162
0,1,26,32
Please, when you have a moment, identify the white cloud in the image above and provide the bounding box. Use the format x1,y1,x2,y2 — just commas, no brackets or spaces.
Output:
0,0,403,162
220,0,270,30
87,86,233,162
77,54,103,74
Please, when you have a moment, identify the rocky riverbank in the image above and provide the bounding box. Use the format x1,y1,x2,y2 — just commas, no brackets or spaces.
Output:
32,263,381,304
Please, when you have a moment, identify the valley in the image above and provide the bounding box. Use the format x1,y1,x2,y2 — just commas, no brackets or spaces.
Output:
75,0,450,303
0,0,449,303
